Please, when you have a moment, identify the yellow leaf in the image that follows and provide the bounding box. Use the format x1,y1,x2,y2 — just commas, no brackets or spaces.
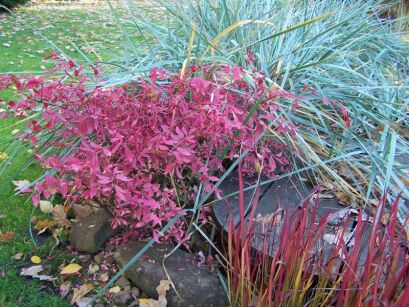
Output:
0,152,8,160
60,263,82,275
31,255,41,264
109,286,121,293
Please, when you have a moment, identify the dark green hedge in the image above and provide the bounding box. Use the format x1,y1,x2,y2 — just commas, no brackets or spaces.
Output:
0,0,29,9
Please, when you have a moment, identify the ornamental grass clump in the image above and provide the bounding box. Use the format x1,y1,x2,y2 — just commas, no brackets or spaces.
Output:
225,166,409,306
0,57,304,243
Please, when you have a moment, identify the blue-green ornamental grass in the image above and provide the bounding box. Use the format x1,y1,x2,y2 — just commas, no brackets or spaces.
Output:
103,0,409,223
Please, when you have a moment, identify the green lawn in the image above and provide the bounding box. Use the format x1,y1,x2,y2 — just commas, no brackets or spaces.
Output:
0,4,126,305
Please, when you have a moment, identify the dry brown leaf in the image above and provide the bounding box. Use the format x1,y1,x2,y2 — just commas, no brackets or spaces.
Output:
87,263,99,274
52,228,62,246
338,164,355,179
71,283,93,304
335,190,352,206
0,231,15,243
98,273,109,282
139,279,171,307
254,212,283,226
21,265,56,282
52,205,71,228
34,219,54,232
321,181,335,191
59,281,71,298
14,252,24,260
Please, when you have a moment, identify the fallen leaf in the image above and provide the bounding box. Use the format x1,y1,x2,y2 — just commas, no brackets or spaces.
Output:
34,219,54,233
36,274,57,281
59,281,71,298
98,273,109,282
39,200,53,214
52,228,61,246
323,229,346,245
87,263,99,274
60,263,82,275
321,181,335,191
14,252,24,260
335,190,352,206
52,205,71,228
254,212,282,226
0,152,8,160
0,231,15,243
323,233,340,245
108,286,121,293
21,265,43,276
139,279,171,307
31,255,41,264
71,283,93,304
76,297,92,307
326,208,358,226
20,263,56,281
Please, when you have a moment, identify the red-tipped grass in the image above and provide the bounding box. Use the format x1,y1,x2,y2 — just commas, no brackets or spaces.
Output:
225,168,408,306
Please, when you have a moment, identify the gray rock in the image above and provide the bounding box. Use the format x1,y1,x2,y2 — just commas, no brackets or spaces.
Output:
114,241,229,307
112,290,133,306
115,276,131,288
94,253,104,264
69,208,118,254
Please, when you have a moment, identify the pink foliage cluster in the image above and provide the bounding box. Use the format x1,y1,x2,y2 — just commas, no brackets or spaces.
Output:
0,58,299,243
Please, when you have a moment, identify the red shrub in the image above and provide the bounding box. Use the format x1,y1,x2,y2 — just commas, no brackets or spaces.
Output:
0,58,299,243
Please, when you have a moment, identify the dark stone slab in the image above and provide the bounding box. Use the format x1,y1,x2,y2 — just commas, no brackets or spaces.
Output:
114,241,229,307
212,171,372,265
213,173,343,233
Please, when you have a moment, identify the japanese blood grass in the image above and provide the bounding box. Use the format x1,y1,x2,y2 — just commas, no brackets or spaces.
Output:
224,166,409,306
